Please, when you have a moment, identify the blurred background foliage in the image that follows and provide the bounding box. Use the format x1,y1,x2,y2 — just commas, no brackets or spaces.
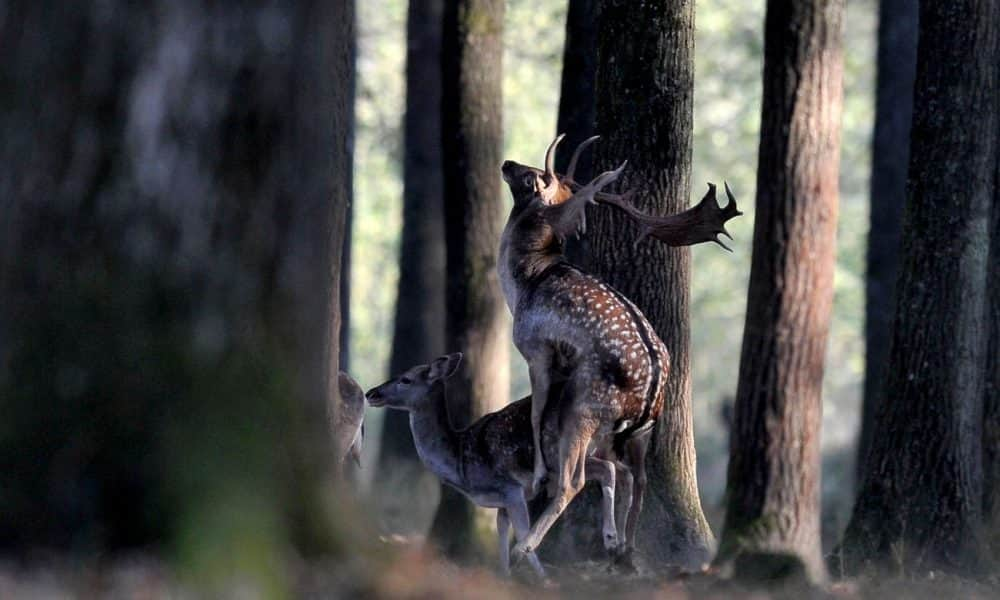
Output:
351,0,873,540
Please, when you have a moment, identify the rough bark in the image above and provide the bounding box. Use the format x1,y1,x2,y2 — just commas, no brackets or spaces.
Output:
428,0,509,559
0,0,351,579
840,0,998,576
378,0,447,478
585,0,713,570
986,158,1000,559
857,0,918,486
714,0,844,584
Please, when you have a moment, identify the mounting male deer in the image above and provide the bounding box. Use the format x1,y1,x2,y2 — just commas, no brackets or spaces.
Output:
334,371,366,469
498,134,740,559
365,353,634,578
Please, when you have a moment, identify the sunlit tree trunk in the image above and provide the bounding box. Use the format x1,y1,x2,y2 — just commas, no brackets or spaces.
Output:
841,0,998,575
0,0,351,588
428,0,509,560
586,0,713,570
857,0,918,486
714,0,844,584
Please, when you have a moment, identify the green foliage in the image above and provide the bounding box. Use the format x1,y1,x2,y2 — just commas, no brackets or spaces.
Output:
351,0,875,528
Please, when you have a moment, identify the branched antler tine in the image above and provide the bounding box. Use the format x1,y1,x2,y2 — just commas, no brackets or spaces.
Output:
544,133,566,178
565,135,600,181
591,160,627,190
723,181,743,217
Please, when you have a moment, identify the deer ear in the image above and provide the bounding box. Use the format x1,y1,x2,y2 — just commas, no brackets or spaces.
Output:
338,371,364,407
428,353,463,381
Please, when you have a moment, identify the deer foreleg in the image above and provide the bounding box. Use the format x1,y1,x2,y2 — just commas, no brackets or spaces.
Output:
503,488,547,580
585,456,619,553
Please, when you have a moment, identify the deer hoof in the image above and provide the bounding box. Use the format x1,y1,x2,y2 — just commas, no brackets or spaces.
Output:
612,547,638,574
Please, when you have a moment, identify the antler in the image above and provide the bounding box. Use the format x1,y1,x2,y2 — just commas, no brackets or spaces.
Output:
598,181,742,251
539,134,566,202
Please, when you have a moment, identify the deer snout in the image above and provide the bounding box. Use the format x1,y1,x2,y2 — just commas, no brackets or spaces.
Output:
501,160,520,183
364,387,385,407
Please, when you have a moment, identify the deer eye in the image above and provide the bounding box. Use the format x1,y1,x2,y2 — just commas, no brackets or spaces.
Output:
399,377,413,386
522,173,535,188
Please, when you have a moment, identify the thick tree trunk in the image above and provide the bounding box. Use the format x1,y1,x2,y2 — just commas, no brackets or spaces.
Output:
585,0,713,570
378,0,447,494
840,0,998,575
857,0,918,486
428,0,509,560
714,0,844,584
0,0,351,584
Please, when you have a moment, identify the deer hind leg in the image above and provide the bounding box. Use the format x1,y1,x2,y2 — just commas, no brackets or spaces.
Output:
496,509,511,576
623,431,651,555
527,350,555,494
612,460,634,551
514,408,599,556
585,456,619,554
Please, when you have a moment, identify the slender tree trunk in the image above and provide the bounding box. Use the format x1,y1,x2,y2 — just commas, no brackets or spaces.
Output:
555,0,597,268
986,161,1000,558
586,0,713,570
857,0,918,486
0,0,351,585
378,0,446,489
428,0,508,560
840,0,998,575
529,0,601,561
714,0,844,584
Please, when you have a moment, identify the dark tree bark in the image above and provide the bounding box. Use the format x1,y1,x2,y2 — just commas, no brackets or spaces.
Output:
987,161,1000,558
714,0,844,584
0,0,351,578
986,159,1000,557
340,205,352,371
555,0,598,268
585,0,713,570
857,0,918,486
840,0,998,575
378,0,447,477
428,0,509,559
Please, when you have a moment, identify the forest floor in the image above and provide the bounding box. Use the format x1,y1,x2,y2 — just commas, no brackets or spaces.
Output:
2,545,998,600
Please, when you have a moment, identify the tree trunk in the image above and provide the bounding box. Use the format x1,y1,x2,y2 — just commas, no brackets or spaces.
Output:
556,0,598,267
585,0,713,570
377,0,447,512
986,161,1000,559
0,0,352,587
339,205,352,372
714,0,844,584
857,0,918,487
840,0,998,576
428,0,509,560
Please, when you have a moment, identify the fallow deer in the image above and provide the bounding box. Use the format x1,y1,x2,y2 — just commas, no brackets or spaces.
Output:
498,135,741,560
335,371,366,469
365,353,634,579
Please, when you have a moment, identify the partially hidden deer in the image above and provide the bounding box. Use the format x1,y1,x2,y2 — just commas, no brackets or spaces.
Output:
498,134,741,560
365,353,634,579
334,371,366,469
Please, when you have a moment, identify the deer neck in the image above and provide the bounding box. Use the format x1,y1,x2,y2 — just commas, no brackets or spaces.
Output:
498,204,566,313
409,382,463,487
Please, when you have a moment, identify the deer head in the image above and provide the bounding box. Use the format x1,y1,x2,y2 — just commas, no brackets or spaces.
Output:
365,353,463,410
